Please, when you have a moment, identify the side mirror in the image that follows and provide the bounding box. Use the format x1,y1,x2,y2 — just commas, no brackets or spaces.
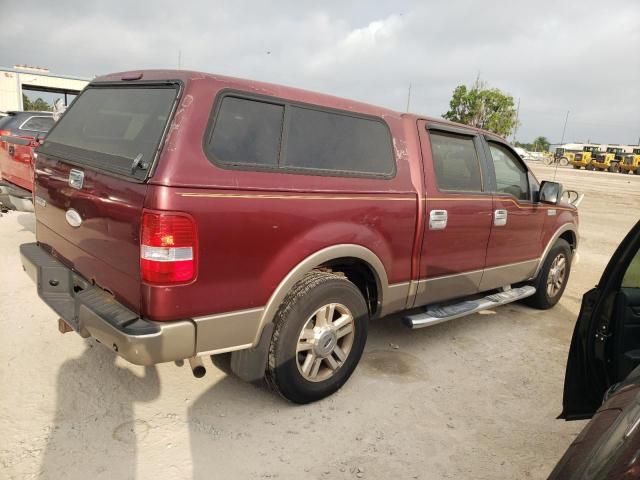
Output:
539,181,563,205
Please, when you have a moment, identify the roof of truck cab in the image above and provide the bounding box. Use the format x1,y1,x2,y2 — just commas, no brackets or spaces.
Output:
93,69,504,140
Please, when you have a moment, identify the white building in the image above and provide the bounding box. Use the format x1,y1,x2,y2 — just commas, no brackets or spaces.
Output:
0,65,90,112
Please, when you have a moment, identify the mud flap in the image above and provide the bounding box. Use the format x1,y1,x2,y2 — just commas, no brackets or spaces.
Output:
230,323,274,385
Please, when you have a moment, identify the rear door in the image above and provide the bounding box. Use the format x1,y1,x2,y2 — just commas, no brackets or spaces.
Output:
561,221,640,420
480,138,547,290
34,82,180,313
414,122,493,306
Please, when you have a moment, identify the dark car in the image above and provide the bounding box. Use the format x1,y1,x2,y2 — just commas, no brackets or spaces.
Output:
0,111,55,209
550,220,640,478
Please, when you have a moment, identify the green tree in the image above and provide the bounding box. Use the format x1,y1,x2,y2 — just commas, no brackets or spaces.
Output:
531,136,550,152
443,80,519,137
22,93,52,112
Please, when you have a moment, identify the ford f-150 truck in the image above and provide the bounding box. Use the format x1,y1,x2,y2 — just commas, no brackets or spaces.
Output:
20,70,579,403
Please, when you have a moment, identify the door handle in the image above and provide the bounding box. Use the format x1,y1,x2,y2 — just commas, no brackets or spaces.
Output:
494,209,508,226
429,210,448,230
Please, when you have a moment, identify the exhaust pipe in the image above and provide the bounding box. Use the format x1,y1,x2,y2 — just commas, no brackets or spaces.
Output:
188,356,206,378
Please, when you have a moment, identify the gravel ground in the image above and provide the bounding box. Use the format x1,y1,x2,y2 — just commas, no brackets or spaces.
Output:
0,164,638,480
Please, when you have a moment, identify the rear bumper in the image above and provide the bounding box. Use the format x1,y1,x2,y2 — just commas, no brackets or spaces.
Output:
0,181,33,212
20,242,196,365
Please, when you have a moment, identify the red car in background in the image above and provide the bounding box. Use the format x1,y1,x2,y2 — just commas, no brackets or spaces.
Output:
0,111,55,210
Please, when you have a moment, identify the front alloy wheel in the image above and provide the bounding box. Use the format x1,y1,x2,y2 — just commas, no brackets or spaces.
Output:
546,253,567,298
524,238,572,310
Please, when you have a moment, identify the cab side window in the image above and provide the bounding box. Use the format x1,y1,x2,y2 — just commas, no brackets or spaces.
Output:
429,131,483,192
488,142,530,200
622,249,640,288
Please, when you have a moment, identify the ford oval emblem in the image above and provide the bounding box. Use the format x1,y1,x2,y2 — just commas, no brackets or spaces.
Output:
65,209,82,228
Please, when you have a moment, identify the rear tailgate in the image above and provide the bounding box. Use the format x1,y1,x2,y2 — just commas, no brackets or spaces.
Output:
34,82,181,313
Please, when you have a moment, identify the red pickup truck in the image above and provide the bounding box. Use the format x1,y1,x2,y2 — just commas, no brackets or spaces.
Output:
0,111,55,210
20,70,579,403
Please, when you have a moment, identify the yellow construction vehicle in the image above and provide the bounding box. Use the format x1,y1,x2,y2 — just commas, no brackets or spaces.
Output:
591,147,625,172
570,145,601,169
553,147,575,166
619,148,640,174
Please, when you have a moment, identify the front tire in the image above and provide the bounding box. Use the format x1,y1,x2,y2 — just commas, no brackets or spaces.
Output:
524,239,572,310
266,271,368,404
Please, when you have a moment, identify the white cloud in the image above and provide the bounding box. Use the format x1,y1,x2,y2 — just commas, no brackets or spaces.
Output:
2,0,638,143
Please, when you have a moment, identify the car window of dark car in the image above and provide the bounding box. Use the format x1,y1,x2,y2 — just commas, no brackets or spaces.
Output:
21,116,55,133
488,142,530,200
622,248,640,288
0,116,12,129
428,131,483,192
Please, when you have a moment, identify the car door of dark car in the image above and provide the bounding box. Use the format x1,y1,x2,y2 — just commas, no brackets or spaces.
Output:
561,220,640,420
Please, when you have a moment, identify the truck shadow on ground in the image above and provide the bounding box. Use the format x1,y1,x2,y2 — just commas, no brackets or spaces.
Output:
16,212,35,234
40,342,160,480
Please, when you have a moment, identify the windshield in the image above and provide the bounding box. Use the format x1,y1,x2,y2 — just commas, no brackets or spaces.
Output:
39,84,178,180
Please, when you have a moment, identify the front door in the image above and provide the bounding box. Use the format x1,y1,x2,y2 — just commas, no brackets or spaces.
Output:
480,139,547,290
414,121,493,307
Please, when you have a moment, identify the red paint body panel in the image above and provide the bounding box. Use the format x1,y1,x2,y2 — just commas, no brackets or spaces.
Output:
0,135,37,191
417,122,493,278
485,197,547,267
34,157,147,312
142,187,417,320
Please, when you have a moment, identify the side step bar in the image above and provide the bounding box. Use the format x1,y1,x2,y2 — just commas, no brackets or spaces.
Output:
403,285,536,329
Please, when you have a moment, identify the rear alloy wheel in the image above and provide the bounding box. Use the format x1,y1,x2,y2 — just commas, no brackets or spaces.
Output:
524,239,572,309
296,303,355,382
266,271,368,404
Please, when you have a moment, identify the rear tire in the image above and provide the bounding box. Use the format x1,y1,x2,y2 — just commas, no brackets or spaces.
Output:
609,163,620,173
265,271,368,404
559,158,569,166
524,239,572,310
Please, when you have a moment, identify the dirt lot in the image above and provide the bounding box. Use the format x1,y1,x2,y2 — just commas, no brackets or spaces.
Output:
0,165,638,480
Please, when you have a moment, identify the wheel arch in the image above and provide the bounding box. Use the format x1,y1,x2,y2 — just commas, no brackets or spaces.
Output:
255,244,389,345
533,223,578,279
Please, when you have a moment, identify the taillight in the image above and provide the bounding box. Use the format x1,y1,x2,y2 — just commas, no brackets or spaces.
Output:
0,130,10,151
140,211,197,284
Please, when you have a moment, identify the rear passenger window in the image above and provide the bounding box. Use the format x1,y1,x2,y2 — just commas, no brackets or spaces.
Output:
21,116,54,133
428,131,482,192
208,97,284,167
283,106,394,175
488,142,530,200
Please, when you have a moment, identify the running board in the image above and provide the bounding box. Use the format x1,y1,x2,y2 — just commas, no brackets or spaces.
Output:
403,285,536,329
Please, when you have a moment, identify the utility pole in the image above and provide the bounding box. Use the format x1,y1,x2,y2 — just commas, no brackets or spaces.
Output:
560,110,570,145
554,110,570,181
406,82,412,113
